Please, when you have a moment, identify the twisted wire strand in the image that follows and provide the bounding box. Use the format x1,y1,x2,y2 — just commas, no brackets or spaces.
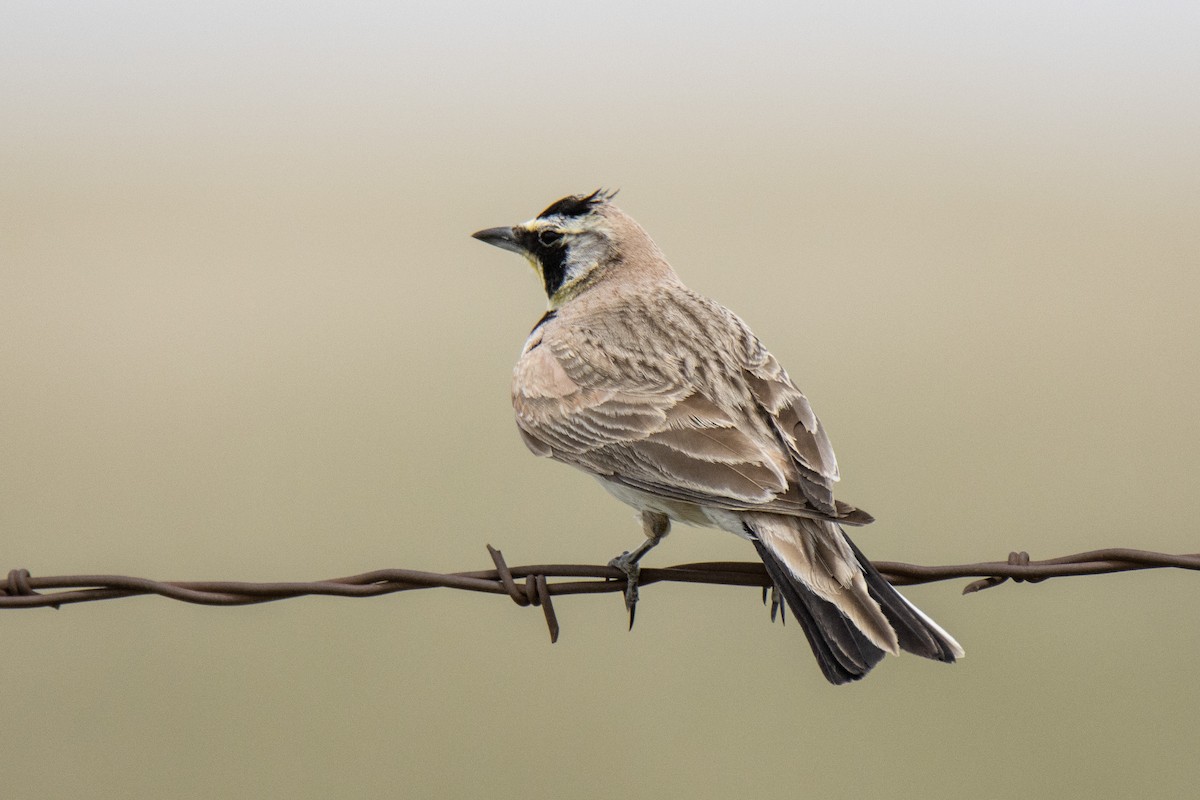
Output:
3,547,1197,641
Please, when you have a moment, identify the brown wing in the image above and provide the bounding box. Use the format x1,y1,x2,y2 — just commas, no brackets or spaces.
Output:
742,343,844,516
512,319,871,525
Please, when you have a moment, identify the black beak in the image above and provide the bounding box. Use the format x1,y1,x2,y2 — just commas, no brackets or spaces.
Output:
471,226,525,255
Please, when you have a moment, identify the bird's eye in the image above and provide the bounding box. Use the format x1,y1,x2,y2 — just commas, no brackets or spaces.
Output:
538,229,564,247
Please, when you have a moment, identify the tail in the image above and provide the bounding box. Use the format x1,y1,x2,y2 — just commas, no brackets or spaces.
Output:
747,515,963,685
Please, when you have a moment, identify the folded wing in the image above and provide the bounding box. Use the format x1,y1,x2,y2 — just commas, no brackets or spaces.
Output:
512,321,871,525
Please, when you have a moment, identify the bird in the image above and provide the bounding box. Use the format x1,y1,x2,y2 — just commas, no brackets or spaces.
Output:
471,189,963,684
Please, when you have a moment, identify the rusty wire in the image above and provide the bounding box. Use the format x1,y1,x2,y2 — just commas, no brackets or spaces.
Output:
2,546,1197,642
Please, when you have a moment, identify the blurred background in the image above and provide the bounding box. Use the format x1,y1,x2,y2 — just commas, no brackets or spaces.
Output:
3,1,1198,797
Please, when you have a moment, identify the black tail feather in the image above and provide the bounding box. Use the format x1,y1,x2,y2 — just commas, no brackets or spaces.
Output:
844,536,960,664
753,530,960,684
753,538,885,685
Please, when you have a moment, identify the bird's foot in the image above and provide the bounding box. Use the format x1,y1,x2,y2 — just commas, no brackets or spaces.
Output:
762,583,786,624
607,511,669,630
608,550,641,630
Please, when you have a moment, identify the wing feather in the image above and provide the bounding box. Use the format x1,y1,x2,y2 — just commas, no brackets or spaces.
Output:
511,298,871,525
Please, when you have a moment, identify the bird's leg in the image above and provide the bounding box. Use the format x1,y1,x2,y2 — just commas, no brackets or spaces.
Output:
608,511,671,629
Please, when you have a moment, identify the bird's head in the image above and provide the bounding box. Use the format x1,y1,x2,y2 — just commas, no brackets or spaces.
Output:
472,189,671,308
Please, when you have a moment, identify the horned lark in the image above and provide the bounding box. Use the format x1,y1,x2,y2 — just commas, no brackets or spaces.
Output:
472,190,963,684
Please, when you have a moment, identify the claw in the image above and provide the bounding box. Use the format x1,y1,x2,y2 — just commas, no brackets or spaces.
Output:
608,551,641,629
768,584,785,625
606,511,670,631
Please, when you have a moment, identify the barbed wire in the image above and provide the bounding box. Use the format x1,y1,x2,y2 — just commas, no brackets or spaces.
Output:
2,546,1197,642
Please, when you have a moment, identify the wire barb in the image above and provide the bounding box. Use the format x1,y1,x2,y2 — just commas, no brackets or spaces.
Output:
487,544,559,642
2,547,1197,643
